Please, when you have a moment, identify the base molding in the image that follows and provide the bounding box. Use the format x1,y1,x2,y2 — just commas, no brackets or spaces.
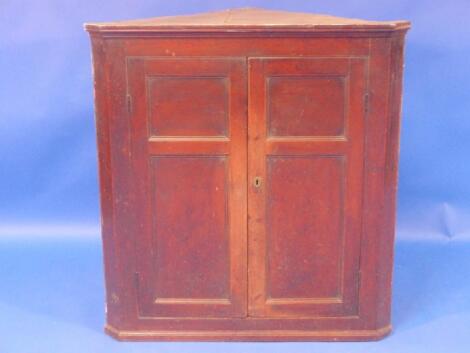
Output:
105,324,392,342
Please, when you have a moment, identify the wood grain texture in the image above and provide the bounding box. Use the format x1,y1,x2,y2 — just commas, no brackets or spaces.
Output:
86,7,409,341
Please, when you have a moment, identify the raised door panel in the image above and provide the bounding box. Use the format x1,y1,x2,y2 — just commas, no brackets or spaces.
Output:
127,57,247,318
266,155,344,301
150,156,229,301
147,76,228,137
248,57,367,318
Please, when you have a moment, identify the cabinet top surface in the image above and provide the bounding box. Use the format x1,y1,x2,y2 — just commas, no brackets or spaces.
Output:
84,7,410,33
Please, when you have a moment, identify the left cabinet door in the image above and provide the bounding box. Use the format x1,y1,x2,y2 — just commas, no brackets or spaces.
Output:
127,57,248,318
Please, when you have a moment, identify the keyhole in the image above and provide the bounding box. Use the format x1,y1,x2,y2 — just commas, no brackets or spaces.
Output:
254,176,262,188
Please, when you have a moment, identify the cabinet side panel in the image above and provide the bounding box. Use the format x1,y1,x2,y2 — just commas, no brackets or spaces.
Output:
376,33,407,328
105,39,140,328
90,36,121,326
358,36,403,330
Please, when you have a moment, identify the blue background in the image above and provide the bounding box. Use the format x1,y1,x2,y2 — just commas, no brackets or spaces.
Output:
1,0,469,352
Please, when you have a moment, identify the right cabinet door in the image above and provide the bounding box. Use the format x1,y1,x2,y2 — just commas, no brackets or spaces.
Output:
248,57,368,318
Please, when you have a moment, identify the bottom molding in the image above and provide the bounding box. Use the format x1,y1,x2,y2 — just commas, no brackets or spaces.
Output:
105,324,392,342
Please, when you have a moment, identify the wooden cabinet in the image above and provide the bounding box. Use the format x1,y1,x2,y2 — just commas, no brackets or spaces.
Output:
85,8,410,341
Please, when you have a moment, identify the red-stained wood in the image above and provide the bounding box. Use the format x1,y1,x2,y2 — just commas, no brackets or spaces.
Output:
247,57,366,318
85,7,409,341
127,57,248,318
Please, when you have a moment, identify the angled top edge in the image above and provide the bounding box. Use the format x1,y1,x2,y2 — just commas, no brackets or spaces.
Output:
84,7,411,33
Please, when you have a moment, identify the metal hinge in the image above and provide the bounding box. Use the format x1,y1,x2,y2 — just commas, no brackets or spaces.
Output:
364,92,370,113
126,94,132,114
134,271,140,290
